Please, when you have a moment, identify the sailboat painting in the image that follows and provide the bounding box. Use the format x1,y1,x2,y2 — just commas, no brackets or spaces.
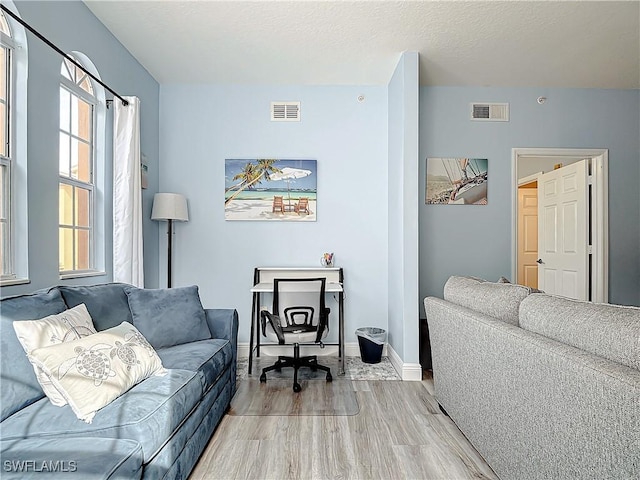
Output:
425,158,488,205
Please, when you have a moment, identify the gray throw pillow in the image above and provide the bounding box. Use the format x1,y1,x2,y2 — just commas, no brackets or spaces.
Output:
124,285,211,349
497,275,544,293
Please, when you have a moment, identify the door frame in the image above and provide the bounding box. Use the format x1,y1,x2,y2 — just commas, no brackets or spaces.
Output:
511,148,609,302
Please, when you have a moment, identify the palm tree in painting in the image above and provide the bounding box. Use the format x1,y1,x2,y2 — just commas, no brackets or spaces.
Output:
225,159,281,205
225,162,256,193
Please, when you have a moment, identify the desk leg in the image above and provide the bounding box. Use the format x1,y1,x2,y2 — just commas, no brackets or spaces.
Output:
256,292,261,359
249,292,257,375
339,291,345,375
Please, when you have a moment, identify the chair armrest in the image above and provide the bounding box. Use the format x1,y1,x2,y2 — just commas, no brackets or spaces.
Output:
205,309,238,345
261,310,285,344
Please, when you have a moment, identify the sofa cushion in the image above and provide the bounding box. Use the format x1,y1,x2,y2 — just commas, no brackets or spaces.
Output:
443,275,532,325
141,368,232,480
124,285,211,349
0,437,142,480
13,303,97,406
28,322,166,423
157,339,233,394
519,294,640,371
0,288,68,422
58,283,134,332
0,368,201,464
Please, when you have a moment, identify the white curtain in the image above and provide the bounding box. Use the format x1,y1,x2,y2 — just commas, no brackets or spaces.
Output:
113,96,144,287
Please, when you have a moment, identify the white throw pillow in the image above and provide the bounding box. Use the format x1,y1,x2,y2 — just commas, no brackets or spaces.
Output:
28,322,166,423
12,303,97,406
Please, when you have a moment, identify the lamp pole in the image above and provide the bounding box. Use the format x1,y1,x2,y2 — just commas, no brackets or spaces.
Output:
167,218,173,288
151,192,189,289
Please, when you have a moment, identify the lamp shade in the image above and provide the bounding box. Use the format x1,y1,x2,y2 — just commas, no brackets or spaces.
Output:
151,193,189,222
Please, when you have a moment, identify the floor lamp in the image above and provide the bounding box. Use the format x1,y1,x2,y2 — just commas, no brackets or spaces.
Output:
151,193,189,288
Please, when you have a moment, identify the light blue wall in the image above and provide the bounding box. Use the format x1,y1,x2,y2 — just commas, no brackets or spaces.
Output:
419,87,640,307
1,1,160,297
159,85,388,343
387,52,420,363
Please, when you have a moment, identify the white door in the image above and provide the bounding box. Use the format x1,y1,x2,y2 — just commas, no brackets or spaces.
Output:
537,159,589,300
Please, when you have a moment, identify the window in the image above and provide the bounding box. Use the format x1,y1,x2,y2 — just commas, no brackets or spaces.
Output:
0,4,28,285
0,11,13,279
59,57,96,274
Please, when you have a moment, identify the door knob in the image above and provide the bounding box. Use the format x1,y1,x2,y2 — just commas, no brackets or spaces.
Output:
536,259,543,264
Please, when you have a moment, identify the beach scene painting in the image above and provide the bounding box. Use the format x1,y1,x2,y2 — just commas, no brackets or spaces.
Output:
225,159,317,221
426,158,488,205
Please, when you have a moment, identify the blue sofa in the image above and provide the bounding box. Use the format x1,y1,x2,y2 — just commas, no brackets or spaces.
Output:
0,283,238,479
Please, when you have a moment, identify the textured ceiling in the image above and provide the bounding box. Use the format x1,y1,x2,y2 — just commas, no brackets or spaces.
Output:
84,1,640,88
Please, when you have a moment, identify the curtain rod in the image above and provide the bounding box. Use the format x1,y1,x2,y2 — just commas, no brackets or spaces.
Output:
1,4,129,106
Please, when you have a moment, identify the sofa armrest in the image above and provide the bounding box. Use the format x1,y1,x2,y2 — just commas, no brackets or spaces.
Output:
205,308,238,344
205,309,239,396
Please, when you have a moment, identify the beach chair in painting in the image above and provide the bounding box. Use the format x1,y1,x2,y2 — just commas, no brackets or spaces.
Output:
272,196,285,213
294,197,310,214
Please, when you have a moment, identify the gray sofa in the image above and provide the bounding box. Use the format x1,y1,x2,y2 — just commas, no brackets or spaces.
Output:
424,275,640,480
0,283,238,479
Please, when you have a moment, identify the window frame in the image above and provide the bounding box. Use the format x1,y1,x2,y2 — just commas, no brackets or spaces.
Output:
0,3,29,287
0,16,16,282
58,58,98,277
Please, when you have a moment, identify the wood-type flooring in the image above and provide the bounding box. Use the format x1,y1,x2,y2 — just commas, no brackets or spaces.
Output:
190,370,498,480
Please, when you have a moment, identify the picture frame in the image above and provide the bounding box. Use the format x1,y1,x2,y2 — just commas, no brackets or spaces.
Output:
225,158,317,221
425,158,488,205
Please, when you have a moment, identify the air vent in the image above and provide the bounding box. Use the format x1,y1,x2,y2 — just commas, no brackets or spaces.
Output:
470,102,509,121
271,101,301,122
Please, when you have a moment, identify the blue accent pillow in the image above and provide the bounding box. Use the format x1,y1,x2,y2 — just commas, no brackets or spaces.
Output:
124,285,211,349
58,283,134,331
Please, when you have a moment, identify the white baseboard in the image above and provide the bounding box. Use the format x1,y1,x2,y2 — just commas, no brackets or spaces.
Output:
387,344,423,381
238,341,422,381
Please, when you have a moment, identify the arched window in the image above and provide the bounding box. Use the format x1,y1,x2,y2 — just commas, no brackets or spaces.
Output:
0,5,27,284
59,55,104,275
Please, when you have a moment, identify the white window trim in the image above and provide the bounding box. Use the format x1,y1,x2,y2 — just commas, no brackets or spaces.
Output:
0,2,28,286
1,29,15,281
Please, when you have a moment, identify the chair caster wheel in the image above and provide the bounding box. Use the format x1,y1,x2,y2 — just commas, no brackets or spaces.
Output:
326,373,333,382
293,383,302,393
259,373,267,383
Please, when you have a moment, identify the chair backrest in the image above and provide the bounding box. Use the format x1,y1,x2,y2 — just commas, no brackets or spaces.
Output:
273,278,326,333
298,198,308,207
273,196,283,206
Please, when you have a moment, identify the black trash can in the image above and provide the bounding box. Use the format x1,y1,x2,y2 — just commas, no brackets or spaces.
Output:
355,327,387,364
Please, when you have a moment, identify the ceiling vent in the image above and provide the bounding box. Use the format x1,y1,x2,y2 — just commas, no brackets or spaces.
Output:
271,101,300,122
470,102,509,121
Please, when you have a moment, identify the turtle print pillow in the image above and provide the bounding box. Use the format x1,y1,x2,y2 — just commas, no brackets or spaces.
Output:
13,303,97,407
27,322,166,423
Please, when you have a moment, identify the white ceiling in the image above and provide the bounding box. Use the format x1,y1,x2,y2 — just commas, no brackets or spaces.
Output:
84,0,640,89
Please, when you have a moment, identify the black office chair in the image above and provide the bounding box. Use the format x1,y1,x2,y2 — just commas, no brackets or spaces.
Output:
259,277,332,392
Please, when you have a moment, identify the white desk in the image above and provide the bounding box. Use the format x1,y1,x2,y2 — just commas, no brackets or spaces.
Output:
249,267,345,375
